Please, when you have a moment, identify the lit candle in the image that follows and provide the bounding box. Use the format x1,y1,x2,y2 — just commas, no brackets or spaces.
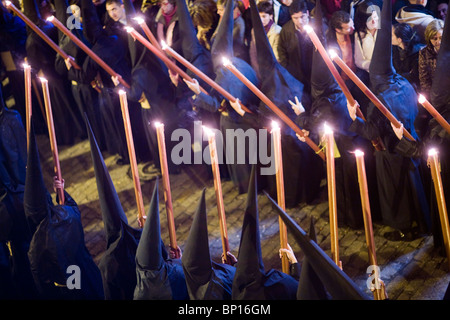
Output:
418,94,450,135
154,121,179,257
329,50,415,142
39,77,64,205
161,42,252,113
303,25,356,107
118,90,145,228
4,2,80,69
354,150,386,299
223,57,325,161
324,123,340,269
133,16,162,51
427,148,450,271
203,126,231,265
23,63,32,147
47,15,129,88
124,27,208,95
271,121,289,274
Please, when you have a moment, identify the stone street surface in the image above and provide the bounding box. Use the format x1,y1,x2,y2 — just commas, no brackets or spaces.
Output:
36,132,450,300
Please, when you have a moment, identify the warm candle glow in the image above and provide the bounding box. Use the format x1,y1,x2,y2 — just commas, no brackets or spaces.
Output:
328,49,338,59
39,77,48,83
118,89,126,96
46,15,54,22
428,148,438,157
124,26,134,33
271,120,280,130
133,16,145,25
154,121,163,128
354,149,364,157
304,25,313,34
161,40,168,50
23,63,30,69
324,123,333,135
202,125,215,138
418,94,426,104
222,57,232,67
5,1,11,6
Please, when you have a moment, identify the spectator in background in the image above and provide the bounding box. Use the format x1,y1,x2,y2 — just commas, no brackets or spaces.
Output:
189,0,219,50
392,22,424,91
436,0,447,20
418,18,444,99
353,0,380,72
249,0,282,78
395,0,436,43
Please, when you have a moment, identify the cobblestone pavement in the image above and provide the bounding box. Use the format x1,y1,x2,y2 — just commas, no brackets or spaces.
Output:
36,133,450,300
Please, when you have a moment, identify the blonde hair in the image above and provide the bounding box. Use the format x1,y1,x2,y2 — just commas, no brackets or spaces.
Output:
424,19,444,45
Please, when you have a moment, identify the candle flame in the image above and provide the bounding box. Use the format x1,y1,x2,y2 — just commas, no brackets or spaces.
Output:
5,1,11,6
323,123,333,135
124,26,134,33
328,49,337,59
222,57,232,67
161,40,168,50
154,121,163,128
271,120,280,130
39,77,48,83
23,63,30,69
202,125,215,137
304,25,313,34
354,149,364,157
118,89,126,96
133,16,145,25
428,148,438,156
46,15,54,22
418,94,426,104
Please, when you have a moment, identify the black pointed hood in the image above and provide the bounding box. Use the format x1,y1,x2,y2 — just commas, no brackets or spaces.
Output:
369,0,394,88
80,0,103,44
211,0,234,69
23,118,51,232
265,191,370,300
310,0,340,99
176,0,214,86
85,114,137,248
232,165,266,299
430,1,450,112
135,178,168,270
248,0,303,121
296,217,330,299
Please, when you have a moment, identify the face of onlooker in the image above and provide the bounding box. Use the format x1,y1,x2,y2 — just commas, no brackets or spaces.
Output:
336,19,355,36
160,0,175,15
106,2,125,22
259,12,273,27
366,10,379,31
216,4,241,19
437,3,448,20
430,29,443,53
291,10,309,31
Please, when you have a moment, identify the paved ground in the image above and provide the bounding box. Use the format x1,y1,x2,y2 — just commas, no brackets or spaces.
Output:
35,132,450,301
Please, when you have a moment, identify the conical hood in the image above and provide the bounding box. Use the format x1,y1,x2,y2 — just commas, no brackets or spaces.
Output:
80,0,103,44
369,0,394,86
24,118,50,231
23,0,42,25
135,178,167,270
311,0,339,99
232,165,266,299
296,217,329,299
176,0,214,84
265,191,369,299
430,1,450,111
181,188,213,280
85,114,131,248
211,0,235,68
248,0,303,120
122,0,136,24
